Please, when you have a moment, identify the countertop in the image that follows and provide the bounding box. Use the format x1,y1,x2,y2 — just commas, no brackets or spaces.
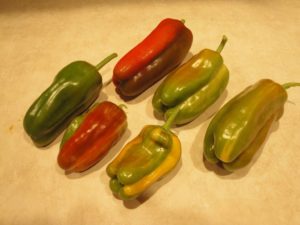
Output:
1,0,300,224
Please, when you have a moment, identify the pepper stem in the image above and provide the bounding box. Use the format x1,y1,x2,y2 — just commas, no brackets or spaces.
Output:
181,19,185,24
282,82,300,89
162,108,181,130
95,53,118,70
118,104,127,110
216,35,228,53
103,78,113,87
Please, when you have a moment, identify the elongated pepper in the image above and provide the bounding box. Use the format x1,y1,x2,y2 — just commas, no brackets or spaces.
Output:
58,101,127,173
107,109,181,200
152,36,229,125
203,79,300,172
24,53,117,147
113,18,193,98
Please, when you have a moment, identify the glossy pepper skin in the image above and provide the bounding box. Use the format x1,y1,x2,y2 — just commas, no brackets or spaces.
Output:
107,111,181,200
23,53,117,147
203,79,300,172
152,36,229,125
58,101,127,173
113,18,193,98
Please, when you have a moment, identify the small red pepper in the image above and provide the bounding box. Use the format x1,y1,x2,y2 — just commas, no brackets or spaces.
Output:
57,101,127,173
113,18,193,98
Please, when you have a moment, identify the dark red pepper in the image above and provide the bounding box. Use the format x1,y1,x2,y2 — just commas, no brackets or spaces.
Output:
58,101,127,173
113,18,193,99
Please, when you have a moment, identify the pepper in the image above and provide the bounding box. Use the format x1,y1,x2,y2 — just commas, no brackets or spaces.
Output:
152,36,229,125
23,53,117,147
113,18,193,98
106,109,181,200
58,101,127,173
203,79,300,172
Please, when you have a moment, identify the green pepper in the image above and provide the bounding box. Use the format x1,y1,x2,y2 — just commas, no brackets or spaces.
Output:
23,53,117,147
203,79,300,172
107,110,181,200
152,36,229,125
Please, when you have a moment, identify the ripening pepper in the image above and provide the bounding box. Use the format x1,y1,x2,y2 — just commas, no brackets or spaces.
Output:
152,36,229,125
203,79,300,172
23,53,117,147
113,18,193,98
107,110,181,200
58,101,127,173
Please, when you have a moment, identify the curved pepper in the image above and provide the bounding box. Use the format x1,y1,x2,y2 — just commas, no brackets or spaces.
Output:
203,79,300,172
23,53,117,147
113,18,193,98
106,110,181,200
58,101,127,173
152,36,229,125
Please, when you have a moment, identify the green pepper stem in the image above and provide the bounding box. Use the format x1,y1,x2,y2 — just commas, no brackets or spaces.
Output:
103,78,112,87
181,19,185,24
95,53,118,70
162,108,181,130
216,35,228,53
282,82,300,89
118,104,127,110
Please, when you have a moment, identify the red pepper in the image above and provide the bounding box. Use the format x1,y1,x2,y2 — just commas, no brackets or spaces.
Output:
57,101,127,173
113,18,193,98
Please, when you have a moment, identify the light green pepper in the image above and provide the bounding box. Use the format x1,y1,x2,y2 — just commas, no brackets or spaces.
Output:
152,36,229,125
